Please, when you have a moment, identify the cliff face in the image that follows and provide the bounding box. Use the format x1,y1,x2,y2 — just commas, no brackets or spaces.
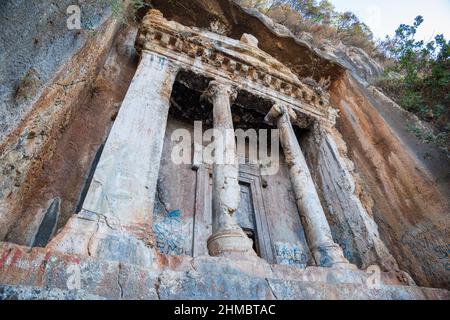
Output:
330,76,449,289
0,0,112,142
0,0,448,292
0,1,128,243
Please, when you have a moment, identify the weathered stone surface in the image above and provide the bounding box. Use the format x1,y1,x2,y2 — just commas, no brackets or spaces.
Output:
267,105,350,268
0,15,123,245
44,51,179,267
0,0,111,142
80,52,179,237
203,81,255,257
240,33,259,48
0,0,448,299
301,125,402,271
0,243,448,300
330,75,450,289
317,42,384,85
47,210,156,268
0,285,105,300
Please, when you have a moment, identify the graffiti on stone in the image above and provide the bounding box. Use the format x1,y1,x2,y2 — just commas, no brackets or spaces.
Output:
330,229,358,265
274,242,308,268
153,210,192,256
339,238,355,263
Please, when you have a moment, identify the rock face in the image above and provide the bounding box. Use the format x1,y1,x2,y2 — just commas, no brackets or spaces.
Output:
0,0,448,299
0,0,111,142
317,42,384,86
0,18,126,246
330,76,450,289
0,243,448,300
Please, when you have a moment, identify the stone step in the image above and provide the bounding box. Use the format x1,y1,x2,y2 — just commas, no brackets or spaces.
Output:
0,242,448,300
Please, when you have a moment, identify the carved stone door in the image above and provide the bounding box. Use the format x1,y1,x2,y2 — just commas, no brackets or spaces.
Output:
154,118,312,268
192,164,275,263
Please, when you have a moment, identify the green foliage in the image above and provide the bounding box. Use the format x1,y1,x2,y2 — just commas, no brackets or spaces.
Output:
406,122,449,154
107,0,150,24
377,16,449,148
284,0,334,23
108,0,126,23
434,104,446,118
400,91,424,111
237,0,376,53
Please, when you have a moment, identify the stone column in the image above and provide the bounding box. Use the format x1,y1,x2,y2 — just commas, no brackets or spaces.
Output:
49,52,179,266
83,52,179,238
203,81,255,257
266,105,352,268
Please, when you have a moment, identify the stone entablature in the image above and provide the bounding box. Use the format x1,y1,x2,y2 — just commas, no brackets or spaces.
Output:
136,9,336,127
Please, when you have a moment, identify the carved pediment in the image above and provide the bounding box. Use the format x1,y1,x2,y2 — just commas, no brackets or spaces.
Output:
136,9,335,126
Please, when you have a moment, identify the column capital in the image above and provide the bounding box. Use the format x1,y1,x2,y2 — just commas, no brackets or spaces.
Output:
202,81,237,104
265,104,297,124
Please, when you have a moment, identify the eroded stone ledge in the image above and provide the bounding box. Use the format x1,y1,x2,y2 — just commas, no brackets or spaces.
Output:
0,242,448,300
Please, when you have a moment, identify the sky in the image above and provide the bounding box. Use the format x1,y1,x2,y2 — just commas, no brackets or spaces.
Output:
329,0,450,41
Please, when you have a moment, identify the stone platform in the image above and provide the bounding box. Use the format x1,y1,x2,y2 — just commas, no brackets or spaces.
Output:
0,242,448,300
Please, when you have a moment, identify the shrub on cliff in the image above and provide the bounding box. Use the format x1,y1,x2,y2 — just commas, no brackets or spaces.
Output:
375,16,449,152
237,0,378,56
107,0,149,23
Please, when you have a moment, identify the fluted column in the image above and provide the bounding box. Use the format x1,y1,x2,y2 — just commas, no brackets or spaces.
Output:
203,81,255,257
266,105,352,268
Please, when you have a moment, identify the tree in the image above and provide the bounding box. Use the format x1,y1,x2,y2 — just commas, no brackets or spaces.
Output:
378,16,449,148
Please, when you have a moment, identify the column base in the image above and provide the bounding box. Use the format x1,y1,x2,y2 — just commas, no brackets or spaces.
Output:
47,210,156,268
207,229,256,258
312,244,356,269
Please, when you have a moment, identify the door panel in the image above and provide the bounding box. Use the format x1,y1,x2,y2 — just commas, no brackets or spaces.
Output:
153,119,196,256
154,119,312,268
262,154,313,268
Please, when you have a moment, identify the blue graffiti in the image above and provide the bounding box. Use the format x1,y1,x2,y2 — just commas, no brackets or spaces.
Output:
153,209,188,256
274,242,308,268
340,239,354,262
168,210,181,219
